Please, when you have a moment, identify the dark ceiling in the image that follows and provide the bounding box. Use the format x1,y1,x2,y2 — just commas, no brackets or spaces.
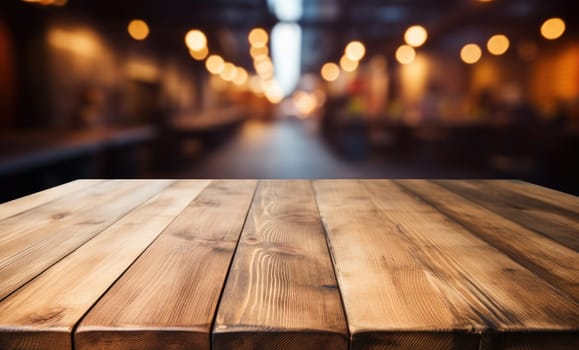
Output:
3,0,579,73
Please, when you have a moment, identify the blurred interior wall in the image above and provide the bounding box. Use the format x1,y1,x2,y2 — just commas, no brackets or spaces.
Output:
531,43,579,117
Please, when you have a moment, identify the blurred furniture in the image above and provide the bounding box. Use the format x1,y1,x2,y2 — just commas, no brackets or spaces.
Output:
0,125,156,201
0,179,577,350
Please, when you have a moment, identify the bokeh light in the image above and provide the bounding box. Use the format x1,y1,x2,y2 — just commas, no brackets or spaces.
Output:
461,43,482,64
487,34,509,55
395,45,416,65
185,29,207,51
404,25,428,47
220,62,237,81
205,55,225,75
321,62,340,82
345,41,366,61
127,19,149,41
189,46,209,60
248,28,269,48
339,55,359,72
541,18,566,40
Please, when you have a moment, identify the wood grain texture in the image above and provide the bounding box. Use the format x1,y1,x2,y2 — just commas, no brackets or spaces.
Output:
0,180,102,221
435,180,578,251
75,180,257,350
396,180,579,301
371,180,578,347
313,180,482,350
485,180,579,215
0,180,171,301
213,180,348,350
0,180,209,350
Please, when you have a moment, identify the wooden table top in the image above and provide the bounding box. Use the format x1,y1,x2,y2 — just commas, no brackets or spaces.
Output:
0,180,577,350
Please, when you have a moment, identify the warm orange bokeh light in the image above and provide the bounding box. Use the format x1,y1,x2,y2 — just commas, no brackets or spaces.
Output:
487,34,509,55
339,55,359,72
233,67,249,86
404,25,428,47
395,45,416,65
345,41,366,61
205,55,225,74
190,46,209,60
461,43,482,64
127,19,149,41
185,29,207,51
220,62,237,81
248,28,269,48
250,45,269,60
541,18,566,40
321,62,340,82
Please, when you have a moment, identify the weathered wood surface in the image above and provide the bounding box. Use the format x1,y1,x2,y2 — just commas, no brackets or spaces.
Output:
0,179,576,350
214,180,348,350
75,180,257,350
0,180,172,301
0,180,209,350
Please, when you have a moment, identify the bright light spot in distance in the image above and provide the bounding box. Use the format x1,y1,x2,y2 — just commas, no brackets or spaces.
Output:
185,30,207,51
128,19,149,41
486,34,509,55
321,62,340,82
345,41,366,61
404,25,428,47
220,62,237,81
268,0,303,22
190,46,208,60
205,55,225,74
293,91,317,117
541,18,565,40
340,55,359,72
233,68,249,86
249,75,264,94
395,45,416,65
248,28,269,48
271,22,301,96
250,45,269,59
461,43,482,64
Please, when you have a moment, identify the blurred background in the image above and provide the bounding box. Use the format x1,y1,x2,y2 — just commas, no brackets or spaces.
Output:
1,0,578,202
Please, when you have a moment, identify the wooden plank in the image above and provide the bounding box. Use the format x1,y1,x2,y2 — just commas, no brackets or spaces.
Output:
213,180,348,350
361,180,579,348
0,180,209,350
434,180,579,251
0,180,102,221
0,180,172,301
484,180,579,216
75,180,257,350
313,180,482,350
396,180,579,300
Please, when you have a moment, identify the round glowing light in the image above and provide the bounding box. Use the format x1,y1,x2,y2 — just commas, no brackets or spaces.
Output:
404,25,428,47
460,43,482,64
263,80,283,103
248,28,269,48
345,41,366,61
486,34,509,55
541,18,565,40
205,55,224,75
185,30,207,51
395,45,416,65
220,62,237,81
233,68,249,86
249,75,263,94
339,55,359,72
127,19,149,41
250,45,269,60
255,59,274,77
190,46,209,60
321,62,340,82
